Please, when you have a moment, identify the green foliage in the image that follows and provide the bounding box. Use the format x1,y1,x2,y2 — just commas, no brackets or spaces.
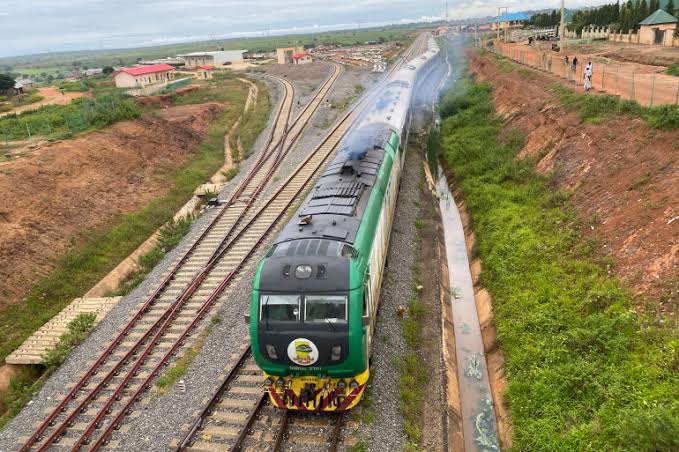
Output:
0,73,14,91
0,366,42,429
0,91,140,140
102,66,114,75
529,10,561,27
548,83,679,129
155,326,210,394
667,64,679,76
113,217,192,296
57,80,93,92
439,71,679,450
398,353,429,447
42,312,97,369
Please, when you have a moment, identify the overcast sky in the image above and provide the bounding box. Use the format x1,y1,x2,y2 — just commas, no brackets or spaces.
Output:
0,0,598,57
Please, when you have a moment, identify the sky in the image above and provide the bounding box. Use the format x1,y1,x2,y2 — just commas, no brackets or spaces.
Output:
0,0,600,58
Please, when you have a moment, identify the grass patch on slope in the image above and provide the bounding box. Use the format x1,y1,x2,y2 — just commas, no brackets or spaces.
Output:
439,74,679,450
0,312,97,429
547,83,679,129
0,76,265,365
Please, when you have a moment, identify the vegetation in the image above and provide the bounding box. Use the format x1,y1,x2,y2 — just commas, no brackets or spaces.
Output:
10,90,44,107
547,83,679,129
57,80,93,92
437,71,679,450
112,218,193,296
667,63,679,76
0,77,260,366
155,326,211,394
0,73,14,91
0,91,140,141
0,313,97,429
564,0,676,34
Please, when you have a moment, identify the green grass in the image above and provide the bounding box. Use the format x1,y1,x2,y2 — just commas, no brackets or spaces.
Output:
666,64,679,77
0,91,140,141
547,83,679,130
0,312,96,429
438,70,679,450
0,77,260,366
11,90,44,107
57,80,93,92
111,218,193,296
155,326,211,394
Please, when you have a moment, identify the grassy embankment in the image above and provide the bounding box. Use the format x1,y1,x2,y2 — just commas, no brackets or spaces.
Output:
0,75,269,373
434,67,678,450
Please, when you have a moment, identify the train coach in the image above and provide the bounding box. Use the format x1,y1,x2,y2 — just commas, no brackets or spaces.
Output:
248,38,441,411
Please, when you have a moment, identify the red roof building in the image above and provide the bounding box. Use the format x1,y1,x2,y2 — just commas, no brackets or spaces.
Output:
292,52,312,65
113,64,176,91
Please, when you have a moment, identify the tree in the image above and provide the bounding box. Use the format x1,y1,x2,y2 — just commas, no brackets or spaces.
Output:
666,0,675,16
102,66,114,75
0,73,15,91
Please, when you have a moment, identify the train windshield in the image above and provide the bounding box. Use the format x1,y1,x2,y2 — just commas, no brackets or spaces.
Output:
304,295,348,324
260,294,300,322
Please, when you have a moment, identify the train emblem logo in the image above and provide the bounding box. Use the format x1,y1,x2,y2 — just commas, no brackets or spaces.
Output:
287,338,319,366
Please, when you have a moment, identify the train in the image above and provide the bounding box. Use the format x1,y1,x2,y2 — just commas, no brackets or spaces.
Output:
249,37,441,411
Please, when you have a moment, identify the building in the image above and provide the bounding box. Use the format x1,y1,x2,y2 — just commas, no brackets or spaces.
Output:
292,52,312,65
178,50,246,68
196,65,214,80
14,78,37,90
276,46,305,64
638,9,677,46
491,12,529,31
139,57,186,67
112,64,175,89
434,26,450,36
84,68,103,77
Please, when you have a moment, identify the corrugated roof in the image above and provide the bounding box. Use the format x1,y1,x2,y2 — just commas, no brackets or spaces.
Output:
292,52,308,59
493,12,529,23
118,64,174,76
639,9,678,25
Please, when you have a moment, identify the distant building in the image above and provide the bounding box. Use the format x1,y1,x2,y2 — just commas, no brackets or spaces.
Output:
14,78,37,90
276,46,305,64
434,26,449,36
491,12,529,31
84,68,103,77
196,65,214,80
178,50,247,68
112,64,175,89
292,52,312,65
638,9,677,46
139,57,186,67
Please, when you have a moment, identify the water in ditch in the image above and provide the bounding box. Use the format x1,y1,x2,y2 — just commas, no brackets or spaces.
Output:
436,165,499,452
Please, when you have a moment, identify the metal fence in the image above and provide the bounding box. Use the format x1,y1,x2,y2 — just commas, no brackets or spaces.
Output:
489,42,679,107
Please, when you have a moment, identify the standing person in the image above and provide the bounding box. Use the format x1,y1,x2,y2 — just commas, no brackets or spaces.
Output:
572,56,578,73
584,61,593,91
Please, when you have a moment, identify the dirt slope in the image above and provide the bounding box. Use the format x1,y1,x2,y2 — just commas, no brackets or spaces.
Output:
469,53,678,314
0,102,224,308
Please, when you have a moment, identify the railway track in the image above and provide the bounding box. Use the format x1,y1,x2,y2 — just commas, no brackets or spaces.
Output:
174,35,431,452
19,64,341,452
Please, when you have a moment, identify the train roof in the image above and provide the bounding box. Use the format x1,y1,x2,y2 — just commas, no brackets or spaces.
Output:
273,122,395,247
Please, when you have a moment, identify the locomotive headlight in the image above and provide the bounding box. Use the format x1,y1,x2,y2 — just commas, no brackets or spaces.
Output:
337,380,346,389
349,380,359,389
275,378,284,387
331,345,342,361
265,344,278,360
294,265,312,279
264,378,273,386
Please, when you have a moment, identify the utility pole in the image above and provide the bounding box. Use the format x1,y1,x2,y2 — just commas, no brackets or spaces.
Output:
445,0,448,22
497,6,508,42
560,0,566,52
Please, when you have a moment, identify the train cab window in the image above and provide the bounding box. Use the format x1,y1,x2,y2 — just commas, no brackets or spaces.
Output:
260,294,300,322
304,295,347,324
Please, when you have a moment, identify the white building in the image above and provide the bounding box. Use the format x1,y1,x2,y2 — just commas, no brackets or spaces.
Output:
178,50,247,68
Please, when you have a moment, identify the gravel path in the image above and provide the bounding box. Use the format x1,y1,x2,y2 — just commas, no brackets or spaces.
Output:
0,65,381,451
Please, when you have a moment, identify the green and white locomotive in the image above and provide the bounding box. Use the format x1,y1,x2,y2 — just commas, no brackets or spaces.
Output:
249,38,440,411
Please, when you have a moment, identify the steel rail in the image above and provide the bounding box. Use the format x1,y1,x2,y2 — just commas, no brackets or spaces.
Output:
71,67,342,450
23,73,298,452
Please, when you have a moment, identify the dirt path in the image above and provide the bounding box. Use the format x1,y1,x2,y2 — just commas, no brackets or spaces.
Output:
470,49,678,312
0,87,87,118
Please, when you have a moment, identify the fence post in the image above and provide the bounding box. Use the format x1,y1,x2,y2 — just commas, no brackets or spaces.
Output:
676,82,679,105
650,75,656,107
631,72,635,101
